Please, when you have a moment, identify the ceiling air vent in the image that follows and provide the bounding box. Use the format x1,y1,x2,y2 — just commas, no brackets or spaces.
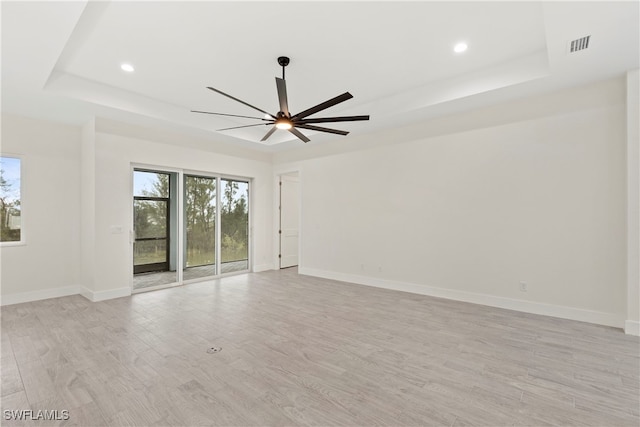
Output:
569,35,591,53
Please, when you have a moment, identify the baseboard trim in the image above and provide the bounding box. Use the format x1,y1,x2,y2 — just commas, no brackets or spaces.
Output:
1,286,80,306
299,267,624,329
253,263,275,273
624,320,640,336
80,286,131,302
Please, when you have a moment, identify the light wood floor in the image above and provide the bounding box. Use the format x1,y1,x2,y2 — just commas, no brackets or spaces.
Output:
1,269,638,426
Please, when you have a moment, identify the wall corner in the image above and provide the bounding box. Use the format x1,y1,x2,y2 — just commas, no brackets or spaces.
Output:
626,69,640,335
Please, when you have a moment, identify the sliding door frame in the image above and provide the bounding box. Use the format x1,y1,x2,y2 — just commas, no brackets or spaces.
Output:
130,164,252,293
130,164,183,292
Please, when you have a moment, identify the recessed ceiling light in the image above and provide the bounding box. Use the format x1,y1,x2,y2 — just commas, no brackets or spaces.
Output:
120,63,135,72
453,42,468,53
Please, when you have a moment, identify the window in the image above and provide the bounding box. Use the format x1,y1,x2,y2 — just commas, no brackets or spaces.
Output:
133,170,172,275
183,174,217,280
0,156,22,244
221,178,249,273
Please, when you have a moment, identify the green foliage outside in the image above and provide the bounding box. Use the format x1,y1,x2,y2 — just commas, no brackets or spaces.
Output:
220,180,249,263
185,175,216,266
133,172,248,268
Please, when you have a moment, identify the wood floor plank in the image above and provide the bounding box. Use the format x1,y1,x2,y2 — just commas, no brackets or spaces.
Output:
1,353,25,397
1,268,638,426
61,401,108,427
0,390,33,427
15,357,58,406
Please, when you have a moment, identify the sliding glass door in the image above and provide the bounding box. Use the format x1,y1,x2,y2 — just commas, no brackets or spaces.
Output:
183,175,216,280
132,169,250,291
133,170,178,290
184,176,250,277
221,178,249,273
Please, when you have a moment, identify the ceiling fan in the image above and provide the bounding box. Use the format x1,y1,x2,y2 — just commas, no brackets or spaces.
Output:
192,56,370,143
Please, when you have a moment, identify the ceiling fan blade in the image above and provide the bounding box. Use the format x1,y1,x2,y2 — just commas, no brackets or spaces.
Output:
217,123,271,131
261,126,277,142
295,124,349,136
275,77,289,116
288,127,310,143
207,87,274,118
291,92,353,120
295,115,370,125
191,110,268,121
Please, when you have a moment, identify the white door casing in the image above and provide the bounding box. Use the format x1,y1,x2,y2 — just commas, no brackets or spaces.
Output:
280,174,299,268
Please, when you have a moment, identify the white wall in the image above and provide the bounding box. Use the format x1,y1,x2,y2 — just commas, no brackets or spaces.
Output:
626,69,640,335
1,114,81,304
80,120,96,296
278,79,628,328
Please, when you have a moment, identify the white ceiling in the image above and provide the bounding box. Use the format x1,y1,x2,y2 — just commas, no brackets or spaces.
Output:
2,1,638,152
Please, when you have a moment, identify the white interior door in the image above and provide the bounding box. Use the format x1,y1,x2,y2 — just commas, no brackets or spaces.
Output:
280,174,299,268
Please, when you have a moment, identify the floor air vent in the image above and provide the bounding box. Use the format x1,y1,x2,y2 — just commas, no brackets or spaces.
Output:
569,35,591,53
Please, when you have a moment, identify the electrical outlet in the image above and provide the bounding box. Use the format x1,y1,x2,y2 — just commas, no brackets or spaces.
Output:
519,281,527,292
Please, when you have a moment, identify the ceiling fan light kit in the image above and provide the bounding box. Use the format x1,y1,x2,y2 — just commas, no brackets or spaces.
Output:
192,56,370,143
275,118,293,130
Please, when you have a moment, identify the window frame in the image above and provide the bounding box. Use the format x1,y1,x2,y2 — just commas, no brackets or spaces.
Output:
0,153,25,247
133,169,172,275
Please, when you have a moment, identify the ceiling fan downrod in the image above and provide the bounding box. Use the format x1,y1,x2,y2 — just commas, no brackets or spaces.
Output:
277,56,290,80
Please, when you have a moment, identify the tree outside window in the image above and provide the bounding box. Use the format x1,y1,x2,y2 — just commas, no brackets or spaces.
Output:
0,156,21,243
